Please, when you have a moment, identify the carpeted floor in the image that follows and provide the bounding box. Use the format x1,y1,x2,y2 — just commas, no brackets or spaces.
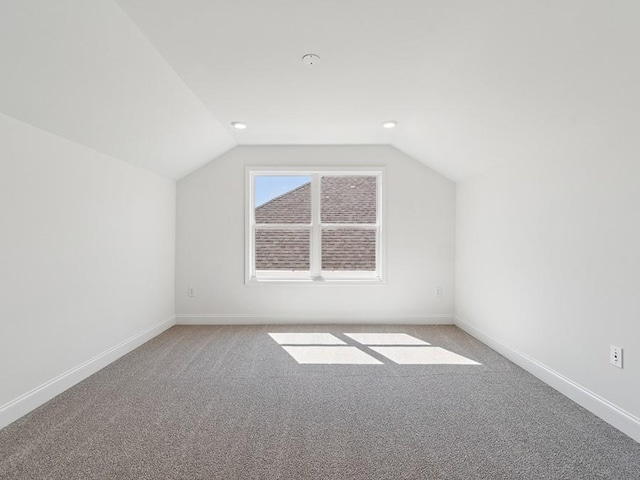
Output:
0,325,638,479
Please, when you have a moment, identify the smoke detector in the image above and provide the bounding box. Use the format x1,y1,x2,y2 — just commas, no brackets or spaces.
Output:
302,54,320,66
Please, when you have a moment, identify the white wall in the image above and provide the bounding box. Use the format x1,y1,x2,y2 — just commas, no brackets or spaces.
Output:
176,146,455,323
456,149,640,437
455,3,640,439
0,113,175,426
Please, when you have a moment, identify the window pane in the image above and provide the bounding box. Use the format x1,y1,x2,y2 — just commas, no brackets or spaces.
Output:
321,229,376,271
255,229,310,271
320,176,377,224
255,175,311,224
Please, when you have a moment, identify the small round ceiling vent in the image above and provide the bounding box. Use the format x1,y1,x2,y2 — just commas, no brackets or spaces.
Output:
302,54,320,66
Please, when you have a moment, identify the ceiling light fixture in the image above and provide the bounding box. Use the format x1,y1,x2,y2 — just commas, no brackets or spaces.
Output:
231,121,247,130
382,121,397,129
302,54,320,66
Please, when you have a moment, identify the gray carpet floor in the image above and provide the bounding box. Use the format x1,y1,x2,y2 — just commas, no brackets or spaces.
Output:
0,325,638,479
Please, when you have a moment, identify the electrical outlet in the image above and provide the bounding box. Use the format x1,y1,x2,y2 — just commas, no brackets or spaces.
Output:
610,345,623,368
188,287,196,297
435,287,442,297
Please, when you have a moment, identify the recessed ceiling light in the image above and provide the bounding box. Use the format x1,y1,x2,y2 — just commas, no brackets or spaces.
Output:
382,121,397,129
231,121,247,130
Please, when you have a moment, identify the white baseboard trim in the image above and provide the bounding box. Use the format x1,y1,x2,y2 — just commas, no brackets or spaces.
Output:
0,315,176,431
176,313,454,325
455,316,640,443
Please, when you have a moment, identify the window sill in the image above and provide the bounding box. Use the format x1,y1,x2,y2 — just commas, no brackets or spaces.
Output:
246,276,385,286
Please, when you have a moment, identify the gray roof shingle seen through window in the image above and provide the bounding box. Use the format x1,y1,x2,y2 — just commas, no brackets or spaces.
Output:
321,229,376,271
255,229,310,270
254,175,377,271
321,176,377,224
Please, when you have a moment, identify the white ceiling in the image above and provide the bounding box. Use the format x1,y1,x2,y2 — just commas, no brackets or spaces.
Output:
0,0,234,179
2,1,638,180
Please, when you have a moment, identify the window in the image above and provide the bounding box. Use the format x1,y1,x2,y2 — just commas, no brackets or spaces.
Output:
246,168,384,283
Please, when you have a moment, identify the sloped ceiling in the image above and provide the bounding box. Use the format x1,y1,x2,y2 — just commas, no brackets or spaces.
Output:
2,1,638,180
0,0,235,179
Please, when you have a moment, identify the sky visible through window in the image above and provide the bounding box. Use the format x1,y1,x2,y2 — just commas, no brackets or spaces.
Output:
255,175,310,208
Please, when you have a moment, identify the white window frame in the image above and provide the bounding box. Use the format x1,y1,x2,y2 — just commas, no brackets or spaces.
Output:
245,166,385,284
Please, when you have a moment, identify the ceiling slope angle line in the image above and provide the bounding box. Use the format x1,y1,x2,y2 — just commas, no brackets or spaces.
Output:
0,0,236,179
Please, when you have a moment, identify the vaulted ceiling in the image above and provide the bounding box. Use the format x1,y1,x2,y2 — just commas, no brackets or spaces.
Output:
1,1,637,180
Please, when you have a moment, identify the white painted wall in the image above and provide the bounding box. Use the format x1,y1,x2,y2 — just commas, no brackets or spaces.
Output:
176,146,455,323
456,149,640,430
0,113,175,423
454,2,640,439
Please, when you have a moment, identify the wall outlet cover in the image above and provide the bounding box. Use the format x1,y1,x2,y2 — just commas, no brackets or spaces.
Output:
610,345,623,368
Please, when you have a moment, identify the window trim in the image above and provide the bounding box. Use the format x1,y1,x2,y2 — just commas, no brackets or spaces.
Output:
245,166,386,284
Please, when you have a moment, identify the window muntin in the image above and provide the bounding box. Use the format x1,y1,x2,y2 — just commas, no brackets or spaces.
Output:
247,169,383,282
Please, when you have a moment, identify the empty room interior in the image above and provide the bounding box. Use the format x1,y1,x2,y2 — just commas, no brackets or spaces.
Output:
1,1,639,478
